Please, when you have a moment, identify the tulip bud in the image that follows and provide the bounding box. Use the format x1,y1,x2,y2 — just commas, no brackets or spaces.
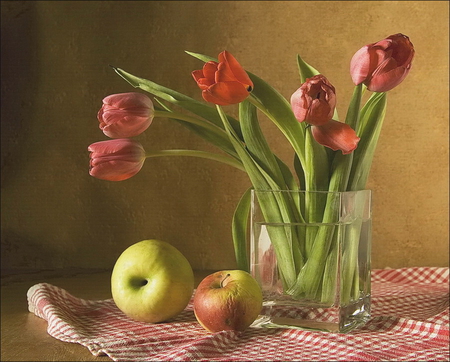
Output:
350,33,415,92
290,75,336,126
97,92,154,138
192,51,253,105
88,139,146,181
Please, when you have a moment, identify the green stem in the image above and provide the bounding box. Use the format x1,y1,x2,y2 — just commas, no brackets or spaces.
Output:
289,84,364,300
153,109,240,159
215,105,301,287
340,218,363,305
154,110,229,139
247,95,307,172
145,149,245,171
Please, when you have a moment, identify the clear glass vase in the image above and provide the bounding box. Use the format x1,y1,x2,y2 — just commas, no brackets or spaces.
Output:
250,189,372,333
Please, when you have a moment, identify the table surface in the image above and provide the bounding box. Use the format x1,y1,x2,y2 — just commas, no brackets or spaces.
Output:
1,270,211,361
2,268,449,362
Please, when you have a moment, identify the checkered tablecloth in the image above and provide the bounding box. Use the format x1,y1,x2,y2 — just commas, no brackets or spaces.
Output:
27,267,449,361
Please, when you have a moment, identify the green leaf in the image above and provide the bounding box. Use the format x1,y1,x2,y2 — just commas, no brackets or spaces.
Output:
239,100,290,190
296,54,320,83
293,153,306,190
145,149,244,172
276,156,299,191
153,108,239,159
347,92,387,191
185,50,215,63
232,187,253,272
247,75,308,174
326,84,364,193
304,127,330,192
344,83,364,130
171,120,239,158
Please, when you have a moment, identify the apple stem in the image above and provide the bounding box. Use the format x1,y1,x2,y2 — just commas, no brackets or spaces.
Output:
220,273,231,288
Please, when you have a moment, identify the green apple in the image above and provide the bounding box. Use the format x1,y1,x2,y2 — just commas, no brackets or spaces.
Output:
193,270,263,332
111,239,194,323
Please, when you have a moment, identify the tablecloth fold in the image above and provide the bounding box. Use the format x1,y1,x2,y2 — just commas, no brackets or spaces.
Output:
27,267,449,361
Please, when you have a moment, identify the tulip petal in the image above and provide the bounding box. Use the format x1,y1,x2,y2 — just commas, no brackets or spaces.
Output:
101,117,152,138
290,87,308,123
391,36,415,65
350,46,372,85
367,60,410,92
102,92,153,110
202,61,219,84
311,120,360,155
307,99,334,126
203,81,250,106
215,61,238,83
89,159,145,181
218,51,253,89
191,69,205,83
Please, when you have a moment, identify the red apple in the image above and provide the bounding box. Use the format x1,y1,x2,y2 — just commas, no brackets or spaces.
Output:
193,270,263,332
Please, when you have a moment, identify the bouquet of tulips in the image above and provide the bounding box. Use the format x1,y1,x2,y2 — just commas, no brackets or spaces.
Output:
89,34,414,303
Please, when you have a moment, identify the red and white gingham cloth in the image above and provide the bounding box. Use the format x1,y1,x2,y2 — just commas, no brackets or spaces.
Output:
27,267,449,361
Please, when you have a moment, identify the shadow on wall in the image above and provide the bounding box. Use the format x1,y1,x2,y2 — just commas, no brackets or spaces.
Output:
1,2,39,189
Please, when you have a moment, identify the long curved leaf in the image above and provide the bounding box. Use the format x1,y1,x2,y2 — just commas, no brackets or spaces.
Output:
239,100,289,190
347,92,387,191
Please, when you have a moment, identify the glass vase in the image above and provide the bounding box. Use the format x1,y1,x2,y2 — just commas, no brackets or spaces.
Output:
250,189,372,333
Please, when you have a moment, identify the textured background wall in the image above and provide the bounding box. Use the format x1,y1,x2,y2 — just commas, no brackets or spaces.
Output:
1,1,448,274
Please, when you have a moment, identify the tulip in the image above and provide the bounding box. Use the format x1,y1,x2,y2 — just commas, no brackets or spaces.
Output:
311,120,360,155
290,75,357,154
192,51,254,105
350,33,415,92
97,92,154,138
88,139,146,181
290,75,336,126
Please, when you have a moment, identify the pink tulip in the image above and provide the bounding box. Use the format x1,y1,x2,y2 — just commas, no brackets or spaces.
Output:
88,139,146,181
192,51,254,105
311,120,360,155
290,75,336,126
350,33,415,92
97,92,154,138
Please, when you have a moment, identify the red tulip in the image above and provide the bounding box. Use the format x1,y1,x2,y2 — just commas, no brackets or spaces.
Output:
192,51,254,105
350,33,415,92
290,75,336,126
290,75,359,154
97,92,154,138
311,120,360,155
88,139,146,181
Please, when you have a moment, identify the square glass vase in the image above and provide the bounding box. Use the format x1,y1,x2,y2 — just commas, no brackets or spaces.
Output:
250,189,372,333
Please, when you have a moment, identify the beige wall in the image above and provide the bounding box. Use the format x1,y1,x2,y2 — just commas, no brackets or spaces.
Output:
1,1,448,274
